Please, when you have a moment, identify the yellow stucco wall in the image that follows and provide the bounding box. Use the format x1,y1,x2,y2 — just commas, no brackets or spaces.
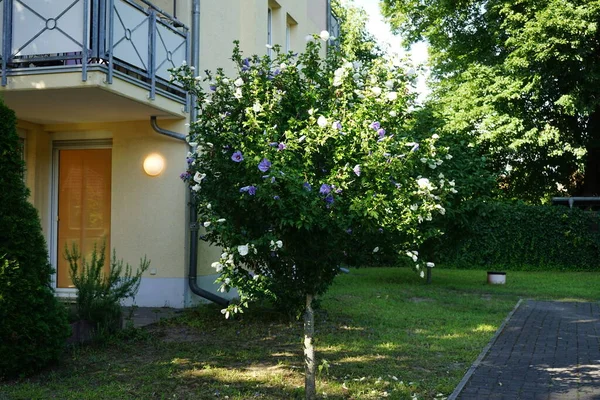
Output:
19,120,189,281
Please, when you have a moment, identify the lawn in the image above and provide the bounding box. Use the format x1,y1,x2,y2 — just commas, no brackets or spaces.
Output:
2,268,599,399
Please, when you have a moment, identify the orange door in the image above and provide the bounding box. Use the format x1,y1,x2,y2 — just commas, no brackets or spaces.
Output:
57,149,112,288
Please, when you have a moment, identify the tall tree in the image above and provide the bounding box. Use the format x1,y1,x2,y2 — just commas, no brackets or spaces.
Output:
332,0,382,63
382,0,600,200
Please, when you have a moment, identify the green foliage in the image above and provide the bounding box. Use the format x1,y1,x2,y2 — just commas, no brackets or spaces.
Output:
429,202,600,271
382,0,600,200
172,38,456,317
65,242,150,333
331,0,381,63
0,100,70,378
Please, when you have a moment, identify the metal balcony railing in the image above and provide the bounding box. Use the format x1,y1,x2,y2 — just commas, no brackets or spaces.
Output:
0,0,189,104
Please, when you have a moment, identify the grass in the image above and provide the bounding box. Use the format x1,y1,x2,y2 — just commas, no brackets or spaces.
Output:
2,268,599,399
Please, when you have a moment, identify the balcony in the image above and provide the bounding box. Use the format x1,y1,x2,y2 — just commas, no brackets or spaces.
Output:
0,0,189,123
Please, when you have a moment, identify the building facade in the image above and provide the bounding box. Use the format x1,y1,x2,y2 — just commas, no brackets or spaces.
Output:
1,0,334,307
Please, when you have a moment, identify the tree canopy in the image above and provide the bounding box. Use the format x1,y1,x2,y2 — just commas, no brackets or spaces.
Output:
382,0,600,201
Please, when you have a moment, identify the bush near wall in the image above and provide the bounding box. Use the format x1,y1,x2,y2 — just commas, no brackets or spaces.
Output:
427,202,600,271
0,100,70,378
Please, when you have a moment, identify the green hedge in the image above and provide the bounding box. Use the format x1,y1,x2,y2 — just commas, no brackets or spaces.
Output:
428,202,600,271
0,100,70,378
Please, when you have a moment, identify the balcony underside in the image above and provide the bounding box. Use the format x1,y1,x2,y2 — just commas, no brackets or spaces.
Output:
0,69,186,124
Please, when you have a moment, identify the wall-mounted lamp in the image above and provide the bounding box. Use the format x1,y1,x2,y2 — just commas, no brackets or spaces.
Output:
143,153,165,177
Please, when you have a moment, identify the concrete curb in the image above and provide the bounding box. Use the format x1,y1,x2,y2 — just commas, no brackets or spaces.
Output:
447,298,524,400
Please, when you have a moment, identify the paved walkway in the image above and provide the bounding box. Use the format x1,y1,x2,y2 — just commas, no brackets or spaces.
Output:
452,300,600,400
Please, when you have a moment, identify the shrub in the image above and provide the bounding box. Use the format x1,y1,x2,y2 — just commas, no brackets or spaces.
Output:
427,201,600,270
65,241,150,333
0,100,70,378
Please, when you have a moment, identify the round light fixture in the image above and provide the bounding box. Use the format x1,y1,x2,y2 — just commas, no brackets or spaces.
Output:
143,153,165,177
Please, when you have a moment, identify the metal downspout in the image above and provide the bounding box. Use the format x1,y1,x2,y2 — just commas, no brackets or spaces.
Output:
150,116,187,141
187,0,229,306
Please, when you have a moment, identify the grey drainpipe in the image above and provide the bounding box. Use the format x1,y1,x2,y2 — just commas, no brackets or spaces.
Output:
187,0,229,306
150,116,186,141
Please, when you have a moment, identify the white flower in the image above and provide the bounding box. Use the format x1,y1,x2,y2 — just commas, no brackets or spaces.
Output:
193,172,206,183
436,159,444,166
406,67,417,77
211,262,223,272
371,86,382,96
418,215,424,223
435,205,446,215
450,188,458,194
319,30,330,41
253,102,262,112
206,142,214,148
217,218,226,223
446,154,453,160
410,204,418,211
333,77,343,87
195,75,203,81
207,203,212,209
386,92,398,101
189,142,198,147
353,61,362,70
253,274,260,280
373,247,379,253
234,88,243,99
234,77,244,87
420,270,425,278
238,244,249,256
222,78,229,84
305,34,314,42
389,110,397,117
439,173,445,179
317,115,328,128
426,262,435,268
420,158,428,163
406,251,418,262
224,278,231,285
428,163,437,169
280,62,288,70
191,184,201,192
276,240,283,248
417,178,432,190
449,180,456,187
385,79,394,89
203,221,211,227
265,44,273,49
432,133,440,139
298,135,306,143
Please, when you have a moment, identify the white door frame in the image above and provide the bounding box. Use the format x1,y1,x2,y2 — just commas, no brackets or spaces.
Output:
50,139,112,297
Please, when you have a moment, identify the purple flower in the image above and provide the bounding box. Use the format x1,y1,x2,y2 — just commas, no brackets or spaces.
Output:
231,151,243,162
209,85,216,91
258,158,272,172
241,58,251,71
325,194,334,205
303,182,312,192
273,195,280,200
346,228,352,234
186,157,194,165
370,121,380,130
411,143,420,152
332,121,342,130
240,185,257,195
335,188,343,194
271,176,276,183
377,128,386,139
353,164,361,176
278,143,287,151
179,172,191,181
379,228,384,233
319,184,332,195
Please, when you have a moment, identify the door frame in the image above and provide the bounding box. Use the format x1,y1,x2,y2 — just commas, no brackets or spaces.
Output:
50,139,113,297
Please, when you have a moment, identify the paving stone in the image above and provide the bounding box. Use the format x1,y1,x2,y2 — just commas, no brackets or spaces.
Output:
455,300,600,400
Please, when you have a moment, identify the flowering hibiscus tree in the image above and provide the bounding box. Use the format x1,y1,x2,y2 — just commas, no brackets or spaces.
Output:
173,33,455,400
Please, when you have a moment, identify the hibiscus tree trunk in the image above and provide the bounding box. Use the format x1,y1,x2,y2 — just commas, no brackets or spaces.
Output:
304,293,316,400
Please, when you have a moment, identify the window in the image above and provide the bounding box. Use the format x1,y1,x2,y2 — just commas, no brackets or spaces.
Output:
267,8,273,58
285,23,291,53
